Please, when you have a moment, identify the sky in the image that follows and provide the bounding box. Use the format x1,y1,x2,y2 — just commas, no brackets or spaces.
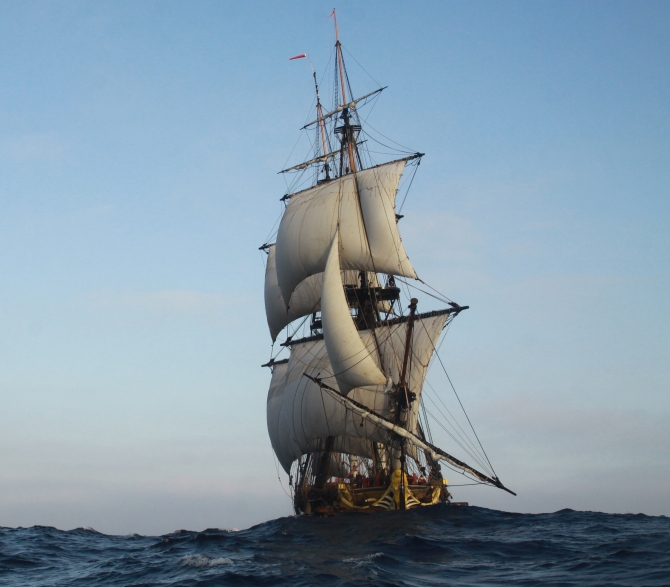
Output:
0,0,668,535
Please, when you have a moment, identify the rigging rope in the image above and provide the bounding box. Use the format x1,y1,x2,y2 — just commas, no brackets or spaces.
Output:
421,320,498,478
422,381,489,471
262,209,284,247
398,160,420,214
420,398,433,444
361,129,415,156
395,277,454,305
361,120,417,153
271,450,292,500
342,45,383,88
416,336,490,469
423,402,492,475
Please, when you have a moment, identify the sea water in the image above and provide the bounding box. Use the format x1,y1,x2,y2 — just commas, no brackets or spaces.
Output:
2,506,669,586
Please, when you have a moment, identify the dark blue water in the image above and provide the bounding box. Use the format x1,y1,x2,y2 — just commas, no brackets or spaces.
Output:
2,506,669,586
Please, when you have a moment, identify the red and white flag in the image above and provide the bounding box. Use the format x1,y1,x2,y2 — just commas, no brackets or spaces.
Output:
328,9,335,18
289,53,307,60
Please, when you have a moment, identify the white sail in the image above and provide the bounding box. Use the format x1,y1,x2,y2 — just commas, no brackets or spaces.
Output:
267,360,289,402
360,312,449,435
265,311,449,472
264,244,382,341
266,338,393,473
264,244,322,342
275,159,417,305
356,162,414,275
321,232,388,394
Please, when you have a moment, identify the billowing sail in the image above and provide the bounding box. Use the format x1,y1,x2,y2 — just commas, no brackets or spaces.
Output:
264,245,322,342
267,359,289,403
264,244,382,341
275,159,417,306
321,232,387,394
266,311,449,472
360,312,449,433
266,338,394,473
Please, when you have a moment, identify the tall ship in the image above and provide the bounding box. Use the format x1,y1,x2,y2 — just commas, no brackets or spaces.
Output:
261,11,514,515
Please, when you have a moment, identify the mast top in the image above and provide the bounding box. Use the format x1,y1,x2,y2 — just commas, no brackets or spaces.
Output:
331,8,341,43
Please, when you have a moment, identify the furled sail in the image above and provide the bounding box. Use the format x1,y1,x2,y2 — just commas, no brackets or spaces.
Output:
266,310,449,472
275,159,417,306
321,231,388,394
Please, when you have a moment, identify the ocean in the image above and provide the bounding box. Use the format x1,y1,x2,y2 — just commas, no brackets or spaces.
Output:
1,506,669,586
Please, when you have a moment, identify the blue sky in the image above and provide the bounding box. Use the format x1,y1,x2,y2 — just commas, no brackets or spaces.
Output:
0,1,668,534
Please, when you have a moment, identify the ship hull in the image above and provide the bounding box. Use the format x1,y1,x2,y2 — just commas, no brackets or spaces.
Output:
295,470,451,515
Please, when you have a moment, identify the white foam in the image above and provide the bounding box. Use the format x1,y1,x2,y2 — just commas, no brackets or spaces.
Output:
181,555,233,568
342,552,384,567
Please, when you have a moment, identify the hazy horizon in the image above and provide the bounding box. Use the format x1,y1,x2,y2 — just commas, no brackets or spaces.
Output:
1,0,668,535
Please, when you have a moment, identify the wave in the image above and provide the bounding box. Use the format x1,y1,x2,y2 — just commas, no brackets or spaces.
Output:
1,506,669,586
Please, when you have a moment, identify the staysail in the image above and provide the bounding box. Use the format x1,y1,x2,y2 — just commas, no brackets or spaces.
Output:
275,159,417,306
321,232,388,394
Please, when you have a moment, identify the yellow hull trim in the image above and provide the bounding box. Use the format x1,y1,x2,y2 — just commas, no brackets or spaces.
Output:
336,470,445,511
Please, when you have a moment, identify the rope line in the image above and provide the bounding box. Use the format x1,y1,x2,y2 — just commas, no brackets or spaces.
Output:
420,319,497,478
